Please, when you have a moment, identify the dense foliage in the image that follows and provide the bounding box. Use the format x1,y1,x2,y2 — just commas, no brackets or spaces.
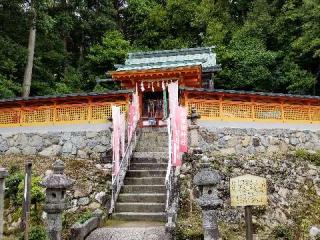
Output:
0,0,319,98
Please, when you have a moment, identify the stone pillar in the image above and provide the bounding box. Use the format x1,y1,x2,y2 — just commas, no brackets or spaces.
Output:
188,107,201,153
193,156,222,240
0,167,8,240
189,124,200,151
165,208,176,240
41,160,74,240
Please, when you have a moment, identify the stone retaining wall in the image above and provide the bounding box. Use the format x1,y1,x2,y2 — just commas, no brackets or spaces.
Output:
0,130,111,159
200,127,320,155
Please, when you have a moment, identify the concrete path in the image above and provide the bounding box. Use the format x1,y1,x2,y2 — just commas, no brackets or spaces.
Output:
86,222,168,240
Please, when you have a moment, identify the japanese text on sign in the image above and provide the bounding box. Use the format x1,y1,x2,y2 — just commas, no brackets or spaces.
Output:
230,174,267,207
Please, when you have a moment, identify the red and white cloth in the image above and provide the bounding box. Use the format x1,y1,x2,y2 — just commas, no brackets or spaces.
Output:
112,106,121,176
168,82,188,167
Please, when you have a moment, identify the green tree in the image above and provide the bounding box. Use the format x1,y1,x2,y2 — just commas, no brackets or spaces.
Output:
88,31,130,75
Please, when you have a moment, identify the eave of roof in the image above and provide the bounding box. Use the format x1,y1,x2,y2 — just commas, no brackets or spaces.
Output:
128,46,216,59
180,87,320,101
115,59,207,71
116,47,219,72
0,89,133,104
112,65,201,77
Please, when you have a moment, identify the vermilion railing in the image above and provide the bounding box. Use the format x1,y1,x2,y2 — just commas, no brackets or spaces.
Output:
187,99,320,123
0,102,127,127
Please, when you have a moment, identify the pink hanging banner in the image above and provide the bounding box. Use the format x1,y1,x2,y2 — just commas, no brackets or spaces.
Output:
120,113,126,157
168,82,180,166
179,106,188,153
112,106,120,176
171,116,177,166
128,88,139,142
168,82,179,118
127,104,135,142
173,106,183,166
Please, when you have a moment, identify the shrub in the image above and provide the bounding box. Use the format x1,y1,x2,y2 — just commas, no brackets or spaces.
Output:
271,225,293,240
78,211,94,224
294,149,320,166
5,171,24,203
176,212,203,240
17,176,45,207
28,225,47,240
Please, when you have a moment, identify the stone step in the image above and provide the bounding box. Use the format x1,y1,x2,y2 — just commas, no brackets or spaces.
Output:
121,185,166,194
126,170,166,178
139,133,168,140
115,202,166,213
112,212,166,222
117,193,166,203
130,163,167,170
136,142,168,149
124,177,165,185
135,146,168,152
133,152,168,159
131,157,168,164
141,127,168,133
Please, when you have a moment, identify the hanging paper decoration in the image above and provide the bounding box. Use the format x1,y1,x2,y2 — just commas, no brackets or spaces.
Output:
151,82,154,92
147,82,151,89
162,81,165,91
140,81,145,92
157,81,160,87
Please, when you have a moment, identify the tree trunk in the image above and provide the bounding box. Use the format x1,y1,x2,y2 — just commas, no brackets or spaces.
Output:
22,7,36,98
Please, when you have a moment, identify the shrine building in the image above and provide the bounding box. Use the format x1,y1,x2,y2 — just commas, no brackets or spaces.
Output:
1,46,320,129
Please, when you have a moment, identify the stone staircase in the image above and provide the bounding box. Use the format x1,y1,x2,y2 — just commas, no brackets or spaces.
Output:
113,127,168,222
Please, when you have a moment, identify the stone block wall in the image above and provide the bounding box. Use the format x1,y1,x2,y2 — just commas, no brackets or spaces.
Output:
0,130,111,159
199,127,320,155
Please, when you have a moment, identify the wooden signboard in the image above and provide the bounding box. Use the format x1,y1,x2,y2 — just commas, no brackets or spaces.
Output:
230,174,267,207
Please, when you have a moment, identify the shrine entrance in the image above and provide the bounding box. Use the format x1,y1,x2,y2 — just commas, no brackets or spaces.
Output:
141,91,168,127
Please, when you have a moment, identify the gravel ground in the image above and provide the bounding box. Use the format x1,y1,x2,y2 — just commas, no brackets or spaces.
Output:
86,226,168,240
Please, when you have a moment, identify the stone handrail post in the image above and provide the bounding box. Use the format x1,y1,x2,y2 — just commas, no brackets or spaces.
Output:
41,160,74,240
0,167,8,240
193,156,222,240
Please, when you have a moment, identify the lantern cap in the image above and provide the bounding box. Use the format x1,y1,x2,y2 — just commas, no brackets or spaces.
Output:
41,160,74,189
193,156,220,186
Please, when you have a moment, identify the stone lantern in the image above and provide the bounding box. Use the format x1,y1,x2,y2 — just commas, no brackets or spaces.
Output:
188,107,201,125
193,156,222,240
41,160,74,240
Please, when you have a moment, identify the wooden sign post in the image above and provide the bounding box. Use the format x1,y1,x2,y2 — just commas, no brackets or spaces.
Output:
230,174,267,240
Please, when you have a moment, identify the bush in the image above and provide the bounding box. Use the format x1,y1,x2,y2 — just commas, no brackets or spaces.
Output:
294,149,320,166
17,176,45,207
271,225,293,240
5,170,24,203
28,225,47,240
176,212,203,240
78,211,94,224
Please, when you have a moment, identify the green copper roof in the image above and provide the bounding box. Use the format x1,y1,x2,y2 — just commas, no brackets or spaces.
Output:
116,47,220,72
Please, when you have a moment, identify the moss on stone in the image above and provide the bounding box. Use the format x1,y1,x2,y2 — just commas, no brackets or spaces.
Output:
176,211,203,240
